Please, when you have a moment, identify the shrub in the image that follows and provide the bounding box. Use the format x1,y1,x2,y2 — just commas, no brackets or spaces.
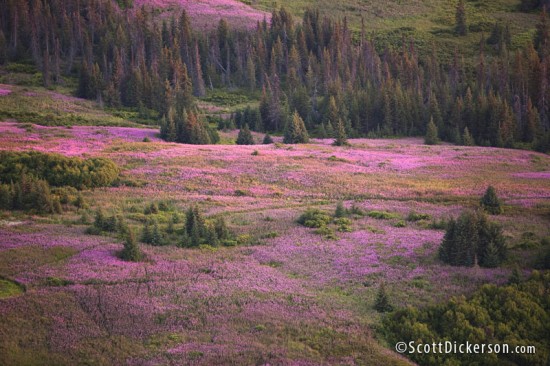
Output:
367,211,400,220
262,133,274,144
406,211,431,222
297,208,332,228
0,151,119,189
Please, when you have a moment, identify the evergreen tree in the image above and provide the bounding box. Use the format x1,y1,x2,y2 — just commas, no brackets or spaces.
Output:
439,210,506,267
121,229,142,262
455,0,468,36
141,220,152,244
425,117,439,145
284,111,309,144
262,133,274,144
462,127,475,146
236,124,255,145
480,186,503,215
333,118,349,146
214,216,230,241
335,201,346,218
508,266,522,285
151,220,163,246
374,283,393,312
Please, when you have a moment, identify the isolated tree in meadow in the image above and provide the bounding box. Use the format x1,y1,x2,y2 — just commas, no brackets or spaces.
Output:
455,0,468,36
121,229,142,262
236,124,255,145
480,186,503,215
333,118,349,146
374,283,393,312
284,111,309,144
424,117,439,145
335,201,346,218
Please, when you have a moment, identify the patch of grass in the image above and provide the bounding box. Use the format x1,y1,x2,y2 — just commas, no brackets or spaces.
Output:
0,245,78,277
0,278,24,299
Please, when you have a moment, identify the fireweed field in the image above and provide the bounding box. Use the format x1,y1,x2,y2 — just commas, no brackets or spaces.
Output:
1,116,549,365
1,0,550,364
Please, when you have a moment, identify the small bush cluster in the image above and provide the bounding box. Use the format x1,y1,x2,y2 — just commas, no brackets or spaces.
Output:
367,210,400,220
298,202,364,238
0,151,119,189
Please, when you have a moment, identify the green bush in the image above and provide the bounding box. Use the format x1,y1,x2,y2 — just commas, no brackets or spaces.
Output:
0,151,119,189
367,211,400,220
383,272,550,366
297,208,332,228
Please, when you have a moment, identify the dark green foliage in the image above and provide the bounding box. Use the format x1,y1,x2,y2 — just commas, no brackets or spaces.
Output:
383,272,550,366
297,209,332,228
406,211,431,222
181,211,235,247
120,229,142,262
424,117,439,145
335,201,346,218
236,124,255,145
92,209,119,233
332,118,349,146
0,174,61,214
1,2,548,152
262,133,274,144
480,186,503,215
508,266,522,285
462,127,475,146
0,151,119,189
374,283,393,312
283,111,309,144
455,0,468,36
439,210,506,267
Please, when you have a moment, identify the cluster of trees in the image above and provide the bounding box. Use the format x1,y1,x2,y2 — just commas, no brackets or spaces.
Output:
383,271,550,366
0,151,119,189
159,107,219,144
89,204,234,248
180,206,233,247
2,1,550,150
439,210,507,268
439,186,507,268
0,173,62,213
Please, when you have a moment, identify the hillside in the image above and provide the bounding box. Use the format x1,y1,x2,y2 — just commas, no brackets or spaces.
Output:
0,0,550,365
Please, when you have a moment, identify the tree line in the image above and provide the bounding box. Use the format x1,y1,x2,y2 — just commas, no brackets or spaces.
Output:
1,1,550,150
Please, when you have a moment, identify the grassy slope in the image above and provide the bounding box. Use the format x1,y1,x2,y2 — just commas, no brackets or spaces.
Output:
244,0,537,59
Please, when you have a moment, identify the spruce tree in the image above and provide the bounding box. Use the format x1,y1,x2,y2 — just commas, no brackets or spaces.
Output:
374,283,393,312
425,117,439,145
121,229,142,262
141,220,152,244
236,124,255,145
480,186,503,215
333,118,349,146
284,111,309,144
335,201,346,218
